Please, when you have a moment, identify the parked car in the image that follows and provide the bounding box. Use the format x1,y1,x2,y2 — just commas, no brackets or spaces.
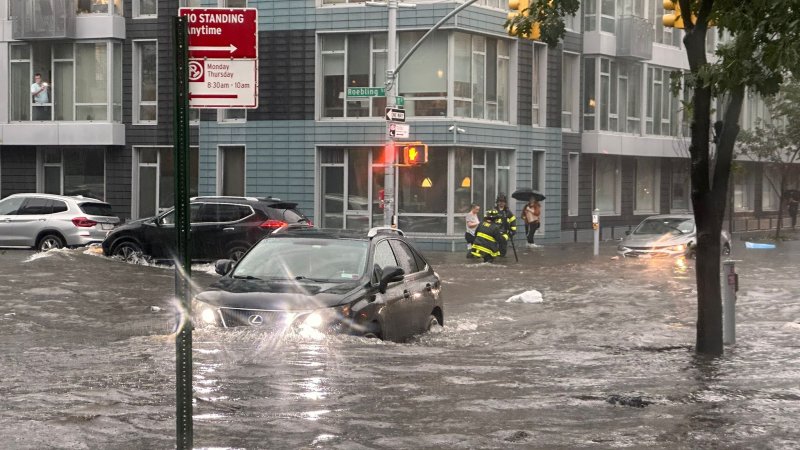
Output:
102,196,309,263
192,226,444,342
0,193,119,251
617,214,731,258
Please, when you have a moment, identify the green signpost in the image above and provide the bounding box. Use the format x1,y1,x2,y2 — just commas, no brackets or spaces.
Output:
173,16,193,450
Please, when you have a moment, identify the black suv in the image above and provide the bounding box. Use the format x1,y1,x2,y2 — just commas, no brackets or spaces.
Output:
102,196,309,263
193,226,444,342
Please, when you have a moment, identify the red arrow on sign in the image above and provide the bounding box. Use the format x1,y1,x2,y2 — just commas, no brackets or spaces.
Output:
189,93,239,99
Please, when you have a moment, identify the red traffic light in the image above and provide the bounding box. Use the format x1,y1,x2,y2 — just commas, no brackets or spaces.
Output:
401,143,428,165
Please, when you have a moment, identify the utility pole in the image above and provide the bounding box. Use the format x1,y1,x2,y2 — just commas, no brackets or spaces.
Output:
383,0,398,227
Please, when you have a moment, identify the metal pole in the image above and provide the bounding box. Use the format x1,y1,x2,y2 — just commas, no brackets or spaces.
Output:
383,0,398,227
173,16,193,450
592,208,599,256
723,261,737,345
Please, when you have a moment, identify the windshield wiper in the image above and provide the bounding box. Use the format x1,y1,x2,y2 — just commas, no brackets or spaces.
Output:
232,275,262,280
294,275,328,282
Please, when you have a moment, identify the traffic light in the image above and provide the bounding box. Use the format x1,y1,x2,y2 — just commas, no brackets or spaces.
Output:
401,142,428,166
662,0,685,29
506,0,541,40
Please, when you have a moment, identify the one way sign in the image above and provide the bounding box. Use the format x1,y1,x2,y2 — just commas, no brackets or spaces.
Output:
385,107,405,122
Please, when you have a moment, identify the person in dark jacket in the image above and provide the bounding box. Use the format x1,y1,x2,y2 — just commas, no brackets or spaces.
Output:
468,209,508,262
495,194,517,257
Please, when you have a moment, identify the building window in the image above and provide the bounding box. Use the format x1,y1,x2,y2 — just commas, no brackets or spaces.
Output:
600,0,615,33
221,0,246,6
218,146,246,196
568,153,579,216
11,42,121,122
634,158,660,214
671,160,691,211
134,147,200,218
77,0,123,15
594,156,620,215
585,57,643,133
321,34,387,118
134,0,156,17
219,109,247,122
133,40,157,124
565,4,581,32
532,43,547,126
762,166,781,212
584,0,597,32
646,67,680,136
39,148,105,200
399,31,448,118
650,0,681,46
561,52,579,131
453,33,510,121
733,166,755,212
319,147,513,235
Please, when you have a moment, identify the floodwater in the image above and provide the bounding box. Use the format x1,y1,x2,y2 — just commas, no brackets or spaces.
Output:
0,239,798,449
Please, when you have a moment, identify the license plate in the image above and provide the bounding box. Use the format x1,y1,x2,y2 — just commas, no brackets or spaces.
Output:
101,223,114,230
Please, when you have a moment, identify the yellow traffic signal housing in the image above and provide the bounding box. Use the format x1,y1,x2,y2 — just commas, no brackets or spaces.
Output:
400,142,428,166
506,0,541,40
662,0,685,28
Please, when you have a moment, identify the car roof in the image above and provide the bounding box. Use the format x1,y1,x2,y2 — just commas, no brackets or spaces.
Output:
270,226,407,241
190,196,297,208
6,193,106,204
640,214,694,221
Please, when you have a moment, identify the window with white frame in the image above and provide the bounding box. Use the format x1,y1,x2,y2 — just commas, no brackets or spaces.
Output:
762,166,781,211
221,0,246,6
218,146,246,196
568,153,579,216
585,57,643,133
134,0,156,17
565,4,581,32
561,52,579,131
10,41,122,122
453,33,510,121
634,158,660,214
584,0,597,32
133,40,157,124
733,166,755,212
532,43,547,126
650,0,681,46
600,0,615,33
77,0,123,15
399,30,448,118
594,156,620,215
219,109,246,122
618,0,645,16
134,146,199,218
321,34,387,118
40,148,105,200
671,159,691,211
646,67,680,136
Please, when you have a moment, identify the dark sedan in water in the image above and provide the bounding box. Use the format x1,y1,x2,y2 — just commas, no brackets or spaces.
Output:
193,227,444,342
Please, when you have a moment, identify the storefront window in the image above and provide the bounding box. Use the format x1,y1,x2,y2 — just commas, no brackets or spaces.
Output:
595,156,620,215
733,166,755,212
634,158,659,214
671,160,691,211
40,148,106,200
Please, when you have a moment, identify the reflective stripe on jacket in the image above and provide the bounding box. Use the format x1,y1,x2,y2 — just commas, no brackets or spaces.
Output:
496,208,517,233
471,220,506,258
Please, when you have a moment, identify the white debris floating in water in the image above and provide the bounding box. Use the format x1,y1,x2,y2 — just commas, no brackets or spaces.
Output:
506,290,543,304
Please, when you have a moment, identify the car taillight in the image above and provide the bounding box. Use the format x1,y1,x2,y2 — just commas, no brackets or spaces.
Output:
72,217,97,227
260,219,288,229
306,219,313,227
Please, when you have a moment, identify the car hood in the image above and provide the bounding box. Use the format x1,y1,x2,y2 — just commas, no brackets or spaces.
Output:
195,277,364,310
112,216,154,231
621,233,692,248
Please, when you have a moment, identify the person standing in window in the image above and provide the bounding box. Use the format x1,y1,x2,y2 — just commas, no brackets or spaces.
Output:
31,73,49,120
523,198,541,248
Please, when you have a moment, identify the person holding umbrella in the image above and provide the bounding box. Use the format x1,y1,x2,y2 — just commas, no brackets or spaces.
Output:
512,188,546,248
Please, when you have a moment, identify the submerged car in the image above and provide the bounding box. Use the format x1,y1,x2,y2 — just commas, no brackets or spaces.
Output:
0,193,119,251
618,215,731,258
102,196,309,263
193,226,444,342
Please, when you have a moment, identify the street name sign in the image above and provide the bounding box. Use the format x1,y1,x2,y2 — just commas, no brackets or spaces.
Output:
347,87,385,97
179,7,258,108
388,122,410,138
385,107,405,122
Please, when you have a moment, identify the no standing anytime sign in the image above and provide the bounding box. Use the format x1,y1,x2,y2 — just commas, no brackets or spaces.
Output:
178,8,258,109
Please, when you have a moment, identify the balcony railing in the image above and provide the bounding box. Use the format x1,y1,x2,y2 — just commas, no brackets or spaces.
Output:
12,0,76,39
616,15,653,61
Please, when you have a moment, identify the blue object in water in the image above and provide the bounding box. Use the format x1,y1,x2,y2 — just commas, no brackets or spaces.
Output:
745,241,776,249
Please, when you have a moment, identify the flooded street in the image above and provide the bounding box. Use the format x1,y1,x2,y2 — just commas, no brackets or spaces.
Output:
1,241,799,449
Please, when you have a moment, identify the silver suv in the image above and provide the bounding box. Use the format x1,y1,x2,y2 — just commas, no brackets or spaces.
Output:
0,193,120,251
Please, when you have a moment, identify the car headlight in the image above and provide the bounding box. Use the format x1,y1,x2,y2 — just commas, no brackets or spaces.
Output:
303,312,325,329
192,299,218,326
666,244,686,252
297,304,351,330
200,307,217,324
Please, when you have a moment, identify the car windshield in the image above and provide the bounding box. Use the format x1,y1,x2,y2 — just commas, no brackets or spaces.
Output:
232,238,369,282
634,218,694,235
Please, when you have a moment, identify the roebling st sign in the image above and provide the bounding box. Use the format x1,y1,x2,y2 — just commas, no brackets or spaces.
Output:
178,7,258,108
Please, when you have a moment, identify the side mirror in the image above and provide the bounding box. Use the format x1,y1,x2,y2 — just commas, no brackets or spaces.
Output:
378,265,405,293
153,217,162,227
215,259,233,276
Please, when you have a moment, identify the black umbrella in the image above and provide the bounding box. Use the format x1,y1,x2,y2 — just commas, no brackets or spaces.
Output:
511,188,546,202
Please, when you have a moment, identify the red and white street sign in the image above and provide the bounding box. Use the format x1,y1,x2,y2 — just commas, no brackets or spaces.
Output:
179,7,258,109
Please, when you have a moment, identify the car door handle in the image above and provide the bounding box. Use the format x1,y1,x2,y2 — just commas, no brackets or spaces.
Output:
425,283,433,292
403,290,411,299
222,227,235,232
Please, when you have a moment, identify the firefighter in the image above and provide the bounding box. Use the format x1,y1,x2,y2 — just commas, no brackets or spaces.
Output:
468,209,508,262
495,193,517,257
